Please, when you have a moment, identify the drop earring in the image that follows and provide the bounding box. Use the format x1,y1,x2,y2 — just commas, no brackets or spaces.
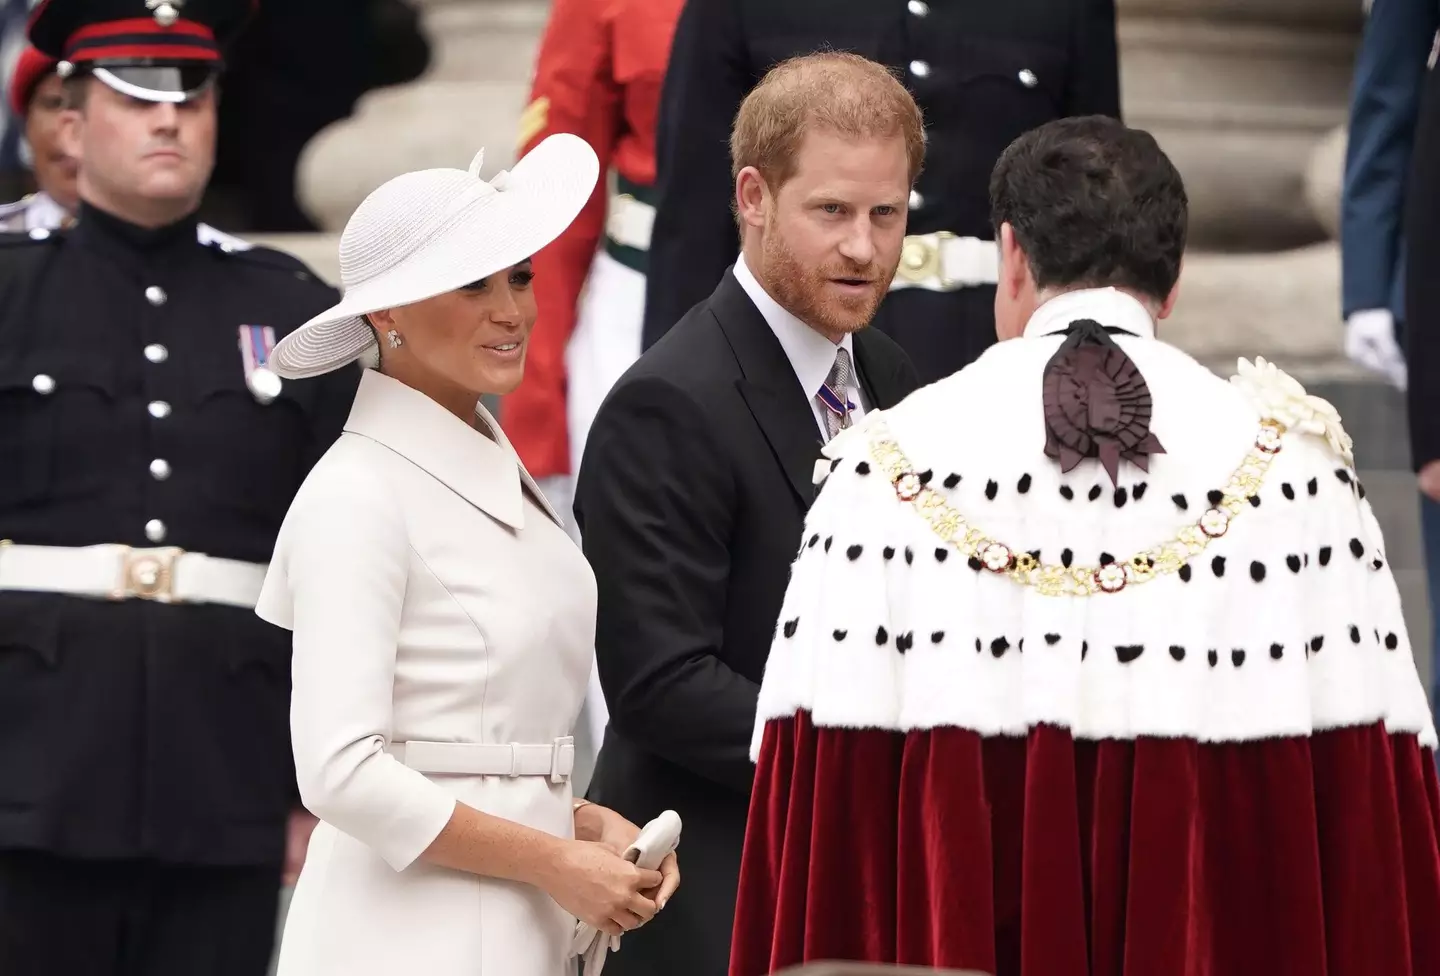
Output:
386,330,403,349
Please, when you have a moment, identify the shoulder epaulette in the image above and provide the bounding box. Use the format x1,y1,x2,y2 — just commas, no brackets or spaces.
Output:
0,194,35,220
1229,356,1354,466
196,221,254,253
212,239,330,285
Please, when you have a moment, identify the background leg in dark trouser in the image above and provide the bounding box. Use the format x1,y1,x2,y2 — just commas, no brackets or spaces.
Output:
0,851,279,976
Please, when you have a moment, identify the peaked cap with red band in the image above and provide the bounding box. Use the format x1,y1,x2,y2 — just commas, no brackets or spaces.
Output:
8,46,58,118
27,0,257,103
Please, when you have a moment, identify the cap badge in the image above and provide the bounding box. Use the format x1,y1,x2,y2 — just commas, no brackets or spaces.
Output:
147,0,184,28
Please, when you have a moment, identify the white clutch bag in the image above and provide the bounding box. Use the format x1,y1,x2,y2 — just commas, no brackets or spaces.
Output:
571,810,682,976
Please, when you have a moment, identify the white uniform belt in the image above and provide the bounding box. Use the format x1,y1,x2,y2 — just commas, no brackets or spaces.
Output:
0,542,266,608
606,193,655,251
890,232,999,292
387,737,575,782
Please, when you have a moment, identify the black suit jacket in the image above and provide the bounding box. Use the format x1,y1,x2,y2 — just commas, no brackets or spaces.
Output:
641,0,1120,383
574,271,920,976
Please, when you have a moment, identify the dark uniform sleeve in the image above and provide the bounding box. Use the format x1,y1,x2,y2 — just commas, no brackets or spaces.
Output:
1064,0,1121,118
574,374,759,794
640,0,752,349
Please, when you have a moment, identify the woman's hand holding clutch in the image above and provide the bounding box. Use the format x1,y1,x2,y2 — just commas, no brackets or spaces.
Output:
573,801,682,910
540,839,662,937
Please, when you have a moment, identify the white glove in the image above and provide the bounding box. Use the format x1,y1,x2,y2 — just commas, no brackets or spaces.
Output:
1344,308,1408,391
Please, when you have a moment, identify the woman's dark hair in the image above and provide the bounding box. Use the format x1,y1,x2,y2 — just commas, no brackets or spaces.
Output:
989,116,1188,304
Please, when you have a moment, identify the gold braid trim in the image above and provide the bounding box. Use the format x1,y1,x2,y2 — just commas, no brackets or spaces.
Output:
866,418,1288,597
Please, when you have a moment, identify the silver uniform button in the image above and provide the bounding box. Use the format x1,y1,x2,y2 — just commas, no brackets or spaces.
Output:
149,459,171,480
144,343,168,363
1018,69,1039,88
909,189,925,210
28,227,49,241
31,373,55,394
145,286,167,306
144,519,167,543
148,400,171,419
907,0,929,14
909,60,930,78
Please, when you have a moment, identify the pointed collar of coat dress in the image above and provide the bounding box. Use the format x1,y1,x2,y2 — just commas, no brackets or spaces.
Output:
1022,287,1158,340
342,368,561,530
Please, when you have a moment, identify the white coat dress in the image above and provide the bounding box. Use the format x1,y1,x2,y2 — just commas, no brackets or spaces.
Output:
255,368,596,975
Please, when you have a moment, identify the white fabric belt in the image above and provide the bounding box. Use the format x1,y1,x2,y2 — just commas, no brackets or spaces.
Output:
0,542,266,608
890,233,999,292
387,736,575,782
606,193,654,251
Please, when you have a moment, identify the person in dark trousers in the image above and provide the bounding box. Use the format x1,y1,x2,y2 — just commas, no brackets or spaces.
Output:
0,2,358,974
1339,0,1440,728
641,0,1121,385
575,52,922,976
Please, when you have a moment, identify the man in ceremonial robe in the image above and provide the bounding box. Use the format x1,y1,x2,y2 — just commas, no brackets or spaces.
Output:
731,116,1440,976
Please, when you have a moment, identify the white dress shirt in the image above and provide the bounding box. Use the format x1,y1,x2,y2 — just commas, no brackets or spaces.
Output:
733,253,868,438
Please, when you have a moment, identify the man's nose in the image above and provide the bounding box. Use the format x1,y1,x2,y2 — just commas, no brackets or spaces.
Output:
838,219,876,266
149,101,180,133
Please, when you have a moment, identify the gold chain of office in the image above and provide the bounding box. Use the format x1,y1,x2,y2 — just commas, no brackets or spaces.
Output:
866,417,1288,597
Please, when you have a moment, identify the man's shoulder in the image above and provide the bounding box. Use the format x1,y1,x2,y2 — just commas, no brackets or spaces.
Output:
198,229,331,286
195,230,340,324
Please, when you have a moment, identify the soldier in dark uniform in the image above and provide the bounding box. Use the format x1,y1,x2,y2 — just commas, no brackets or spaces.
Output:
640,0,1122,383
0,2,359,974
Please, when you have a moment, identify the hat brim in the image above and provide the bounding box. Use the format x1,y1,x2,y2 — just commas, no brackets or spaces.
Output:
272,133,600,380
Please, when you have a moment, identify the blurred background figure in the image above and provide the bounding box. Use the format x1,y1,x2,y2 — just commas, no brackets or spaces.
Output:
639,0,1121,384
0,43,76,230
500,0,685,792
203,0,431,232
1340,0,1440,727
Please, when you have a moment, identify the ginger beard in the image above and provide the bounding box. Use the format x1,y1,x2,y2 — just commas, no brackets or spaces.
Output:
758,207,894,339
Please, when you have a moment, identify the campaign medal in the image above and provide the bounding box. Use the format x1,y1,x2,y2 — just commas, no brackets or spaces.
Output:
239,325,282,403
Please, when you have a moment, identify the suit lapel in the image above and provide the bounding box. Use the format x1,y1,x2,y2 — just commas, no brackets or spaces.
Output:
853,328,910,410
711,271,824,508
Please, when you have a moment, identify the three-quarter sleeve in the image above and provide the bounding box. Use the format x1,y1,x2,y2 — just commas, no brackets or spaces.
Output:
257,467,457,871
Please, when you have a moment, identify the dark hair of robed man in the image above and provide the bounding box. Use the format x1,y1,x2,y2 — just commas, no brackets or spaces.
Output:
989,115,1188,304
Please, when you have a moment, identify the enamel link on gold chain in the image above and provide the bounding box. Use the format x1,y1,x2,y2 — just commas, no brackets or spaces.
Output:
868,417,1288,597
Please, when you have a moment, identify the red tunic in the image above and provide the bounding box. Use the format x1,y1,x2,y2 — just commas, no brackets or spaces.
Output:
728,297,1440,976
500,0,683,480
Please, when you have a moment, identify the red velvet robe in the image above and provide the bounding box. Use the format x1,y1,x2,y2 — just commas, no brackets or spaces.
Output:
729,296,1440,976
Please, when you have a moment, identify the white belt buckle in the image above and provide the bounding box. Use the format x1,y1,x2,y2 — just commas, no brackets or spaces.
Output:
113,546,185,603
550,735,573,783
897,231,956,289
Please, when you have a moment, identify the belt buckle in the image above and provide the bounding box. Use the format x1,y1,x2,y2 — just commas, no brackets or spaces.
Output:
550,735,573,783
897,231,957,287
117,546,184,603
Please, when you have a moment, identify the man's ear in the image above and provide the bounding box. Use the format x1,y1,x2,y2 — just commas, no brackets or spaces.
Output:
55,107,82,164
734,166,770,232
1157,260,1183,320
998,222,1031,300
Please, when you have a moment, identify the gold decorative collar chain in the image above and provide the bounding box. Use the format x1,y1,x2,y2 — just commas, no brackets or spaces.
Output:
866,418,1287,597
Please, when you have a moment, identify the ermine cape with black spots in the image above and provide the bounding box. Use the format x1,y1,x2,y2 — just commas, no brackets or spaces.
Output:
730,287,1440,976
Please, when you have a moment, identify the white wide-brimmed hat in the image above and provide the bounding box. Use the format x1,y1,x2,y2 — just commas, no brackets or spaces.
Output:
272,133,600,379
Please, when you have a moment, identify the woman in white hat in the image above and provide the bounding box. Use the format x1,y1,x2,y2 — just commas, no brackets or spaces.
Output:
253,133,678,975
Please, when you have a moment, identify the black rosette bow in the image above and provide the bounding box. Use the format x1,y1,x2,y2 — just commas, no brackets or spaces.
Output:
1041,318,1165,486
